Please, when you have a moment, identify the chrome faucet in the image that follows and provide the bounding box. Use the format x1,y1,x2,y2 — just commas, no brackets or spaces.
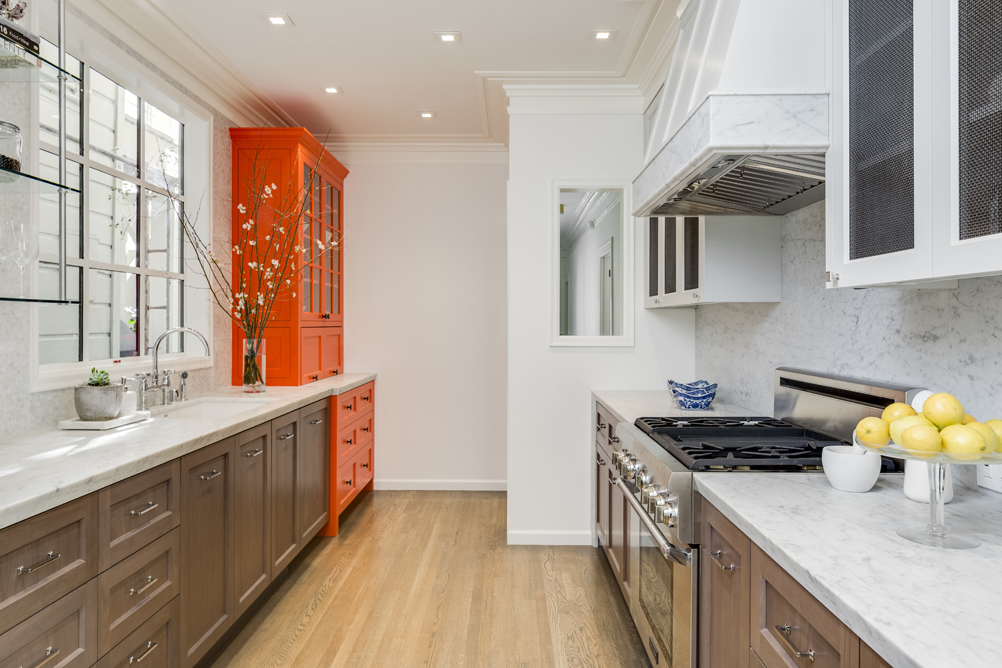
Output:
140,327,210,410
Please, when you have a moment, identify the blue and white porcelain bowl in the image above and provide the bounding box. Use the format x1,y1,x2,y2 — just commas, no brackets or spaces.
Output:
668,379,718,410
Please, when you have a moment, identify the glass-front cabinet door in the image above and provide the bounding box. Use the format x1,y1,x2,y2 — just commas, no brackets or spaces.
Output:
301,163,342,323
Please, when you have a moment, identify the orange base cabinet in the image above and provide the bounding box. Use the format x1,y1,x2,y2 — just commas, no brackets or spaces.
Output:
229,127,347,387
318,381,375,537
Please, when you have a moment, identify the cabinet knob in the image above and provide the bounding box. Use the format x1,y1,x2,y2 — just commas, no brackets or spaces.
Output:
362,462,369,469
362,426,370,433
312,374,319,381
345,478,352,486
346,438,353,445
345,403,353,410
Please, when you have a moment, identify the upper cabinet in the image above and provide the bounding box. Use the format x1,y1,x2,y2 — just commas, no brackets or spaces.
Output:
644,215,781,308
229,128,347,386
828,0,1002,288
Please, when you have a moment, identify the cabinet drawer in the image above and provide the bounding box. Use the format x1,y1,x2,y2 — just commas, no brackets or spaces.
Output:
750,648,767,668
0,495,98,635
335,459,356,512
97,597,179,668
336,420,364,460
97,529,179,655
750,544,857,668
0,580,98,668
356,443,373,485
357,382,374,413
335,386,366,424
98,461,180,572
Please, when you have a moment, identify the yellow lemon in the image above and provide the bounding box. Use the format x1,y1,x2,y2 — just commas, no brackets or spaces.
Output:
985,419,1002,444
882,403,917,423
966,422,999,453
940,424,987,459
855,417,890,447
923,393,966,429
964,413,978,425
900,424,943,458
890,415,936,445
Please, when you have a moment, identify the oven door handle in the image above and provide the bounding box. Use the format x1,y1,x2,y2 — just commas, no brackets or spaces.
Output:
617,478,691,567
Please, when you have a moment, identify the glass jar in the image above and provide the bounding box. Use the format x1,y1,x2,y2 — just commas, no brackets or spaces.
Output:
0,122,22,172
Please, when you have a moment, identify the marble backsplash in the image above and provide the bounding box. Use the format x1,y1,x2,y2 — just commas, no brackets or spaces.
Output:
696,200,1002,424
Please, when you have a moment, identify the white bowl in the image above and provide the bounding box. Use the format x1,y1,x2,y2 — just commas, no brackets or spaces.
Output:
822,445,882,493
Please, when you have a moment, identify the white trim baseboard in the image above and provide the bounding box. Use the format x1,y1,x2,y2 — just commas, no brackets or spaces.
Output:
373,479,507,491
506,530,594,546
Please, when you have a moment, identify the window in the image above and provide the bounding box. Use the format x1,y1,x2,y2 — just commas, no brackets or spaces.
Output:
36,51,188,369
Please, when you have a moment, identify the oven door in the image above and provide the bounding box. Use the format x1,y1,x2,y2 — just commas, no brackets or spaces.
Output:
620,480,698,668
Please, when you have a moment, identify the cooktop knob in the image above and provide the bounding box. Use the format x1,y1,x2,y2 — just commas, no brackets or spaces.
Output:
635,467,652,487
661,492,680,528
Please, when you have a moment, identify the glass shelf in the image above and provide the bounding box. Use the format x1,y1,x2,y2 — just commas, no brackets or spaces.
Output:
0,35,81,85
0,167,80,194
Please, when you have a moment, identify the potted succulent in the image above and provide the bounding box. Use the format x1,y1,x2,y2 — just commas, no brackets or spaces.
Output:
74,367,125,421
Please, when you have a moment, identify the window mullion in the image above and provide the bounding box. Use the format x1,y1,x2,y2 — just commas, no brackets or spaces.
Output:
80,65,91,366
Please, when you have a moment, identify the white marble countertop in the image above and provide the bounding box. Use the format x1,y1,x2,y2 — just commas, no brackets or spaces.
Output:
592,389,754,425
696,472,1002,668
0,373,375,531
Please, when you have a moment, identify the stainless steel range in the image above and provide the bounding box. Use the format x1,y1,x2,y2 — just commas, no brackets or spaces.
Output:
607,368,921,668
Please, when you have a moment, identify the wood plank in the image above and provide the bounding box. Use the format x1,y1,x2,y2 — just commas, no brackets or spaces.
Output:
209,491,649,668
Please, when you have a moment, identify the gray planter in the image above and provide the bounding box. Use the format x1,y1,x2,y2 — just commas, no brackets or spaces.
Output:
74,383,125,421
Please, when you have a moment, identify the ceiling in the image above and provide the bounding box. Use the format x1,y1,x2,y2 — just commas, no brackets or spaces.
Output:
158,0,672,146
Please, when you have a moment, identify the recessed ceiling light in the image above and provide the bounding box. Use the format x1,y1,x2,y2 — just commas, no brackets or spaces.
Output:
323,86,342,94
591,29,617,41
434,31,462,44
261,14,294,26
418,111,437,119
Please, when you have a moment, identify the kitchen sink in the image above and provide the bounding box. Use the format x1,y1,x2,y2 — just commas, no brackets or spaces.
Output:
155,397,274,419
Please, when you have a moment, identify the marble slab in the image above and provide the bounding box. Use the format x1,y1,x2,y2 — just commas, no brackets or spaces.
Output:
0,373,375,530
696,472,1002,668
592,389,755,426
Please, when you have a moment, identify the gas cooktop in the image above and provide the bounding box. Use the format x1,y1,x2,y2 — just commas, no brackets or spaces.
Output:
635,416,864,471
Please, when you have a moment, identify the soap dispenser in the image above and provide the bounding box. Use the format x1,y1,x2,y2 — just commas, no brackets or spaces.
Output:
120,376,138,417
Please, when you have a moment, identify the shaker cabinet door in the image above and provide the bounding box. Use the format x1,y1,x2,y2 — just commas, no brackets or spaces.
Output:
233,424,272,617
699,499,751,668
270,413,300,572
297,401,330,544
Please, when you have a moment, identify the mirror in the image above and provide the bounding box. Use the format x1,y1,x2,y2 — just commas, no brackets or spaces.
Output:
558,188,624,338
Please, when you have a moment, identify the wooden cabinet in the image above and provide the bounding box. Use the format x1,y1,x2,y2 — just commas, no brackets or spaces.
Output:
230,128,347,386
700,498,751,668
298,400,330,544
644,215,781,308
319,381,377,537
829,0,1002,287
595,443,610,548
0,494,98,635
608,474,629,598
97,597,179,668
179,439,235,668
594,402,627,596
270,412,300,572
233,424,271,617
98,462,180,572
0,580,98,668
860,642,892,668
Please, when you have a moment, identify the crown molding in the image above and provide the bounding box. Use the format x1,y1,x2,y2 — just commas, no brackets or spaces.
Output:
325,141,509,166
504,84,644,115
75,0,291,127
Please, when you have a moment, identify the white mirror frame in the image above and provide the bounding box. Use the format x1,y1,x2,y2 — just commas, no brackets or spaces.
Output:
550,180,635,347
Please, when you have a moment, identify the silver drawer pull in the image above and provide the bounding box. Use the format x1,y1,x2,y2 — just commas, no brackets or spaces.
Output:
245,448,264,458
597,422,606,429
774,624,815,662
17,551,61,576
23,646,59,668
130,502,158,517
310,418,323,425
709,550,736,572
608,436,620,444
129,641,158,664
200,470,222,481
279,433,294,441
130,575,158,596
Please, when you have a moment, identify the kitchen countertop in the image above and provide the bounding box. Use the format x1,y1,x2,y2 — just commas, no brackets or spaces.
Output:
696,472,1002,668
592,389,754,425
0,373,375,531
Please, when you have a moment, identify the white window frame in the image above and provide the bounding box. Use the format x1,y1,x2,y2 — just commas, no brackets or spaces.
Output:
550,180,636,348
31,24,214,392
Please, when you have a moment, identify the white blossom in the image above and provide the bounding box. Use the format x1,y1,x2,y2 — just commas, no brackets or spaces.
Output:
237,204,246,214
248,240,256,246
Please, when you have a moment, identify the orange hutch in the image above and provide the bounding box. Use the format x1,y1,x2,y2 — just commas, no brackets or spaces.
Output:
230,127,346,387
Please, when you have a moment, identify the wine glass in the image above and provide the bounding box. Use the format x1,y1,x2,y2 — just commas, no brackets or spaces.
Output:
9,220,38,298
0,220,11,269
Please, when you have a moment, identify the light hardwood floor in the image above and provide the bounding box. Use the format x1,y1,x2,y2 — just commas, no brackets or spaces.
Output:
210,491,651,668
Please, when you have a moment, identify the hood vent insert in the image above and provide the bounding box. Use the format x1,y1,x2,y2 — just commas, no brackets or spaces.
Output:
652,154,827,217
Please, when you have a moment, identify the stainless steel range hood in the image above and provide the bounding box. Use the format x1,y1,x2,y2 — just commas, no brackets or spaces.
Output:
650,153,827,217
632,0,829,218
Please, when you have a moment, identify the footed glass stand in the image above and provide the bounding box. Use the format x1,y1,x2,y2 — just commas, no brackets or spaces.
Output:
855,436,1002,549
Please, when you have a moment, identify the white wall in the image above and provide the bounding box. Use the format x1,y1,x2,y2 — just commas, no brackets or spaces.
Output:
506,101,697,545
341,158,508,490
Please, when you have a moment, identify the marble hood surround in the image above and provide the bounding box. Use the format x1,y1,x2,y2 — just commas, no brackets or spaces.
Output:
632,92,830,218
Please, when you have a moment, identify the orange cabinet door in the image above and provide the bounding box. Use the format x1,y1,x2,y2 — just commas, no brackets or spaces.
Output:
300,329,323,384
321,328,343,378
356,443,373,486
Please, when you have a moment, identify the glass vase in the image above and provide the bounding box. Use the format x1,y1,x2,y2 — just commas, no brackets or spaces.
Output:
242,339,266,393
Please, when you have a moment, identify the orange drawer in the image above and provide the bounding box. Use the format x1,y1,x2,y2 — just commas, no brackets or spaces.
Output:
335,459,357,513
357,382,375,413
336,421,363,460
356,443,373,485
335,387,362,424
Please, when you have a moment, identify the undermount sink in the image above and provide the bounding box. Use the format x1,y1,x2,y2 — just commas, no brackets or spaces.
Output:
155,397,274,420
